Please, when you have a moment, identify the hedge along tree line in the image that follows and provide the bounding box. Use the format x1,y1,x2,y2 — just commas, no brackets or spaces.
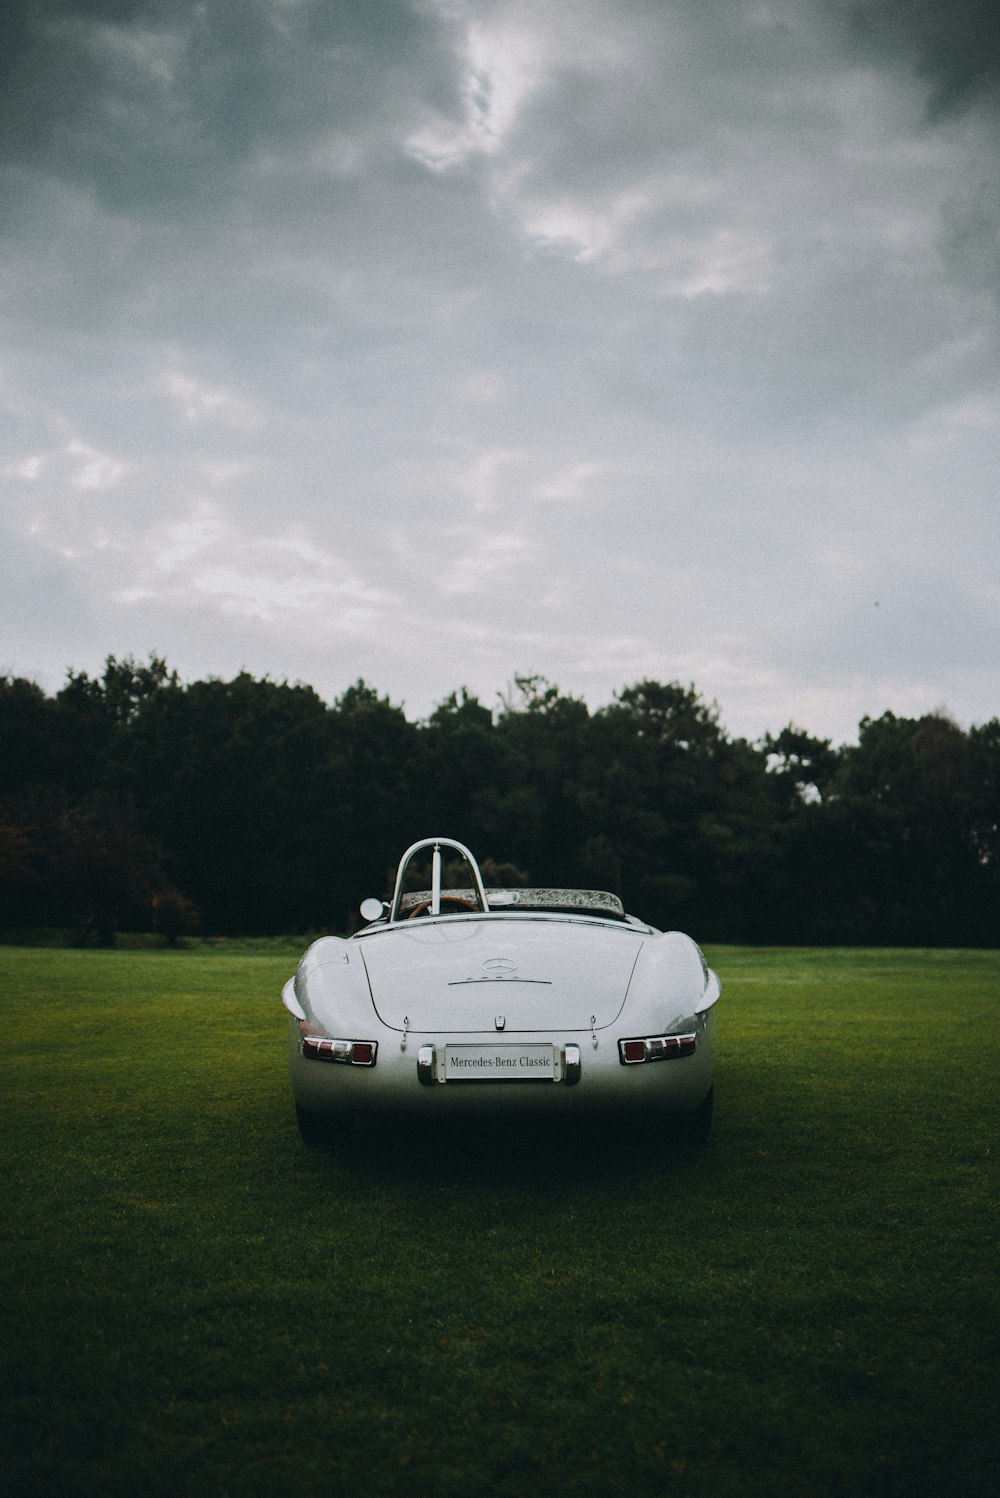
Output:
0,656,997,946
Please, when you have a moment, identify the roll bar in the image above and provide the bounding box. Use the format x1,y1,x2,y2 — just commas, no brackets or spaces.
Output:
388,837,491,922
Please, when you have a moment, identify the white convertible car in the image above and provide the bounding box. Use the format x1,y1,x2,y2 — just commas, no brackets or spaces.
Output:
283,837,721,1147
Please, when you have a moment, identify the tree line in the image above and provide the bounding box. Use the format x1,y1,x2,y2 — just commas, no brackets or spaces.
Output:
1,656,997,946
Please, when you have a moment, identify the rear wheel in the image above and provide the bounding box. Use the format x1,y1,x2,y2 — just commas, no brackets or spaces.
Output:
677,1085,713,1150
295,1104,335,1150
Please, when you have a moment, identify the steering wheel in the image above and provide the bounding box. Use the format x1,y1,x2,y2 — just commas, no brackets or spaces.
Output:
405,894,481,919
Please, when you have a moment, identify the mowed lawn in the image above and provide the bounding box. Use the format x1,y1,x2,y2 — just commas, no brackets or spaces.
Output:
1,944,996,1498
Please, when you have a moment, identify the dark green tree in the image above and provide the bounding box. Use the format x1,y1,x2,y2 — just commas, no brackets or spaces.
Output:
487,676,591,886
792,711,985,944
578,681,777,936
420,689,505,858
324,680,424,917
112,672,336,934
1,658,997,944
763,725,840,807
53,790,163,946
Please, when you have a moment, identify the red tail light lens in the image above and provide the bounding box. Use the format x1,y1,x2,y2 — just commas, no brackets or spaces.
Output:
618,1033,697,1065
300,1034,378,1066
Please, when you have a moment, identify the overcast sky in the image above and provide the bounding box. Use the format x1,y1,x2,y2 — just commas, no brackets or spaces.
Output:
2,0,998,744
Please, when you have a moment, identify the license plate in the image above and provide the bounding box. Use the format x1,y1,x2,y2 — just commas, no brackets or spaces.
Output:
443,1043,557,1081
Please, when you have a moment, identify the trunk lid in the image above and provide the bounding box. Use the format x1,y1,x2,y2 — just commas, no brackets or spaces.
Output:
357,916,644,1033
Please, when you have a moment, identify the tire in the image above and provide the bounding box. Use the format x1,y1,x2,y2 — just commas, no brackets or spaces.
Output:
295,1104,335,1150
677,1084,714,1150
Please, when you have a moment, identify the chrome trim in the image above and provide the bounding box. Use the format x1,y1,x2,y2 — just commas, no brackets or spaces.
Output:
449,975,552,986
563,1044,581,1085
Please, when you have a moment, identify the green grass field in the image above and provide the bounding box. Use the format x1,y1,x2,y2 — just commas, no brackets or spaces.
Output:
1,944,996,1497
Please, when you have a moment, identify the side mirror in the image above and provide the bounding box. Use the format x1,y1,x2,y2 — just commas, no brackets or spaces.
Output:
360,897,386,923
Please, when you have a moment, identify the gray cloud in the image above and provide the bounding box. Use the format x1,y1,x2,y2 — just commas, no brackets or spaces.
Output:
1,0,997,742
827,0,1000,118
0,1,461,208
0,522,99,665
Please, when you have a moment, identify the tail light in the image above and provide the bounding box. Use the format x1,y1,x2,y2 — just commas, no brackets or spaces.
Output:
618,1033,697,1065
301,1035,377,1066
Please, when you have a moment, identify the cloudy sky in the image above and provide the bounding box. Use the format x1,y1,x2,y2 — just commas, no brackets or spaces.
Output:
2,0,998,744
